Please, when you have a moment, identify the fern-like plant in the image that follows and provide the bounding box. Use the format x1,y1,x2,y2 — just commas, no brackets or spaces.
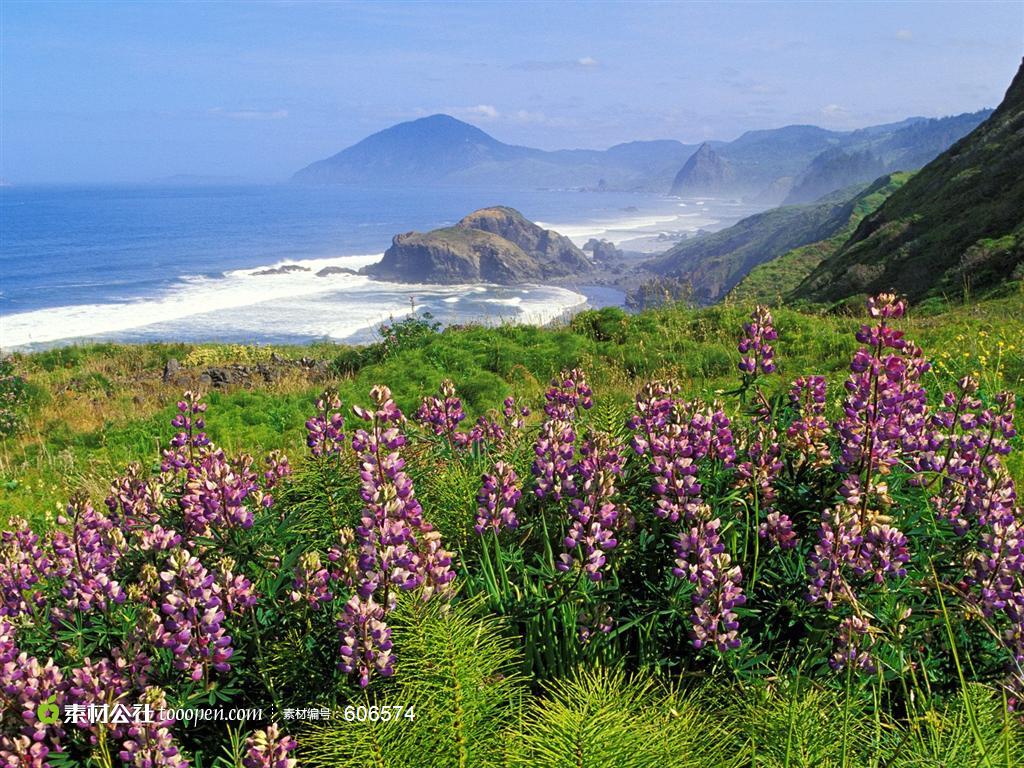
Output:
299,595,525,768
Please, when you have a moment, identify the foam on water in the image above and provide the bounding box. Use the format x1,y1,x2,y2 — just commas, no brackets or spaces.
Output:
0,252,588,349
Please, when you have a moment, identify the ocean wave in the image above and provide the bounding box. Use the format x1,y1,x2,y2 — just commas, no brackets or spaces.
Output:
0,253,588,349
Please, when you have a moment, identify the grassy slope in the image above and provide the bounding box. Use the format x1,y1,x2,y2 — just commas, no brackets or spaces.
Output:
3,296,1022,526
729,172,913,304
643,186,867,304
792,59,1024,304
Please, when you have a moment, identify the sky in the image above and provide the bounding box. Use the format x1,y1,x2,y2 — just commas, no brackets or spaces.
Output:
2,0,1022,183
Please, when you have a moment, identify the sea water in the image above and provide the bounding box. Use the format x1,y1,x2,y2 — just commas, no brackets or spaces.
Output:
0,184,749,349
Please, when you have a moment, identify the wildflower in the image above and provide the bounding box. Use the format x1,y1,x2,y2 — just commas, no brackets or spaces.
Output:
0,622,65,768
161,391,210,470
558,434,628,582
476,461,521,534
118,687,189,768
502,396,530,430
305,391,345,457
830,615,877,673
738,306,778,376
243,724,297,768
51,496,126,616
341,385,455,684
152,549,234,682
337,595,394,688
0,517,51,618
415,379,465,440
179,450,264,536
290,551,332,608
786,375,831,467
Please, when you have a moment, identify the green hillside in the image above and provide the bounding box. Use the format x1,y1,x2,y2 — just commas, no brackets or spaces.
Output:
792,59,1024,304
729,172,912,303
645,177,911,305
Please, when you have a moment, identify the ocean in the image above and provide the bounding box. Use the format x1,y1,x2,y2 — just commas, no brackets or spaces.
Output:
0,184,754,350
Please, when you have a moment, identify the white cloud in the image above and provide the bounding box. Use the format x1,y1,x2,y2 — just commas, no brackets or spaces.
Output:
450,104,500,120
821,103,849,117
895,29,913,40
576,56,599,67
209,108,288,121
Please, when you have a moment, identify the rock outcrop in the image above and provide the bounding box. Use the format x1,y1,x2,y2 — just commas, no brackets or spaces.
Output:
365,207,592,284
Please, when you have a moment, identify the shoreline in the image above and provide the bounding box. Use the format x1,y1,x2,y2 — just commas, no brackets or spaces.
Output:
0,192,756,352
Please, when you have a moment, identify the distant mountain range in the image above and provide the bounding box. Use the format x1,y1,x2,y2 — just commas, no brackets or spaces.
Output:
293,115,695,192
790,59,1024,305
292,110,990,203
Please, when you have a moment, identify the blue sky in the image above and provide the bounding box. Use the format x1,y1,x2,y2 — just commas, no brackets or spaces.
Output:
2,1,1022,183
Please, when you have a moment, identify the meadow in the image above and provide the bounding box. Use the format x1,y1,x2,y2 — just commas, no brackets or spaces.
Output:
1,290,1023,767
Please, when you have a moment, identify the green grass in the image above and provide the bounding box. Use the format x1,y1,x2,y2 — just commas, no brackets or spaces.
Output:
3,295,1022,527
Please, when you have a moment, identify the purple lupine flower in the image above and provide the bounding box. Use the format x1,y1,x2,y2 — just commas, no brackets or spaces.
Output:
51,496,126,617
916,378,1017,533
738,306,778,376
787,375,831,467
673,516,746,651
543,368,594,419
690,554,746,652
242,724,297,768
0,622,65,768
305,391,346,457
415,379,466,440
476,461,521,534
290,551,332,608
161,391,210,471
66,651,144,747
106,464,182,552
631,381,746,651
217,563,257,615
759,511,797,550
558,434,627,582
503,396,530,430
418,529,456,601
341,385,455,684
337,595,394,688
179,449,264,536
263,450,292,488
738,427,787,546
0,517,51,618
456,414,506,450
150,549,234,682
531,418,578,500
829,615,877,673
807,295,923,633
118,687,189,768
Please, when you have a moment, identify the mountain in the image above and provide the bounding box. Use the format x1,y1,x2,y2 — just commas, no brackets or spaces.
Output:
666,110,990,203
783,149,887,205
729,173,913,303
669,143,736,196
791,61,1024,305
364,206,592,284
292,115,532,185
643,184,875,304
292,110,986,194
293,114,694,190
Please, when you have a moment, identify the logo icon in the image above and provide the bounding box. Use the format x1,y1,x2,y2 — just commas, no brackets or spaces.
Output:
37,696,60,725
